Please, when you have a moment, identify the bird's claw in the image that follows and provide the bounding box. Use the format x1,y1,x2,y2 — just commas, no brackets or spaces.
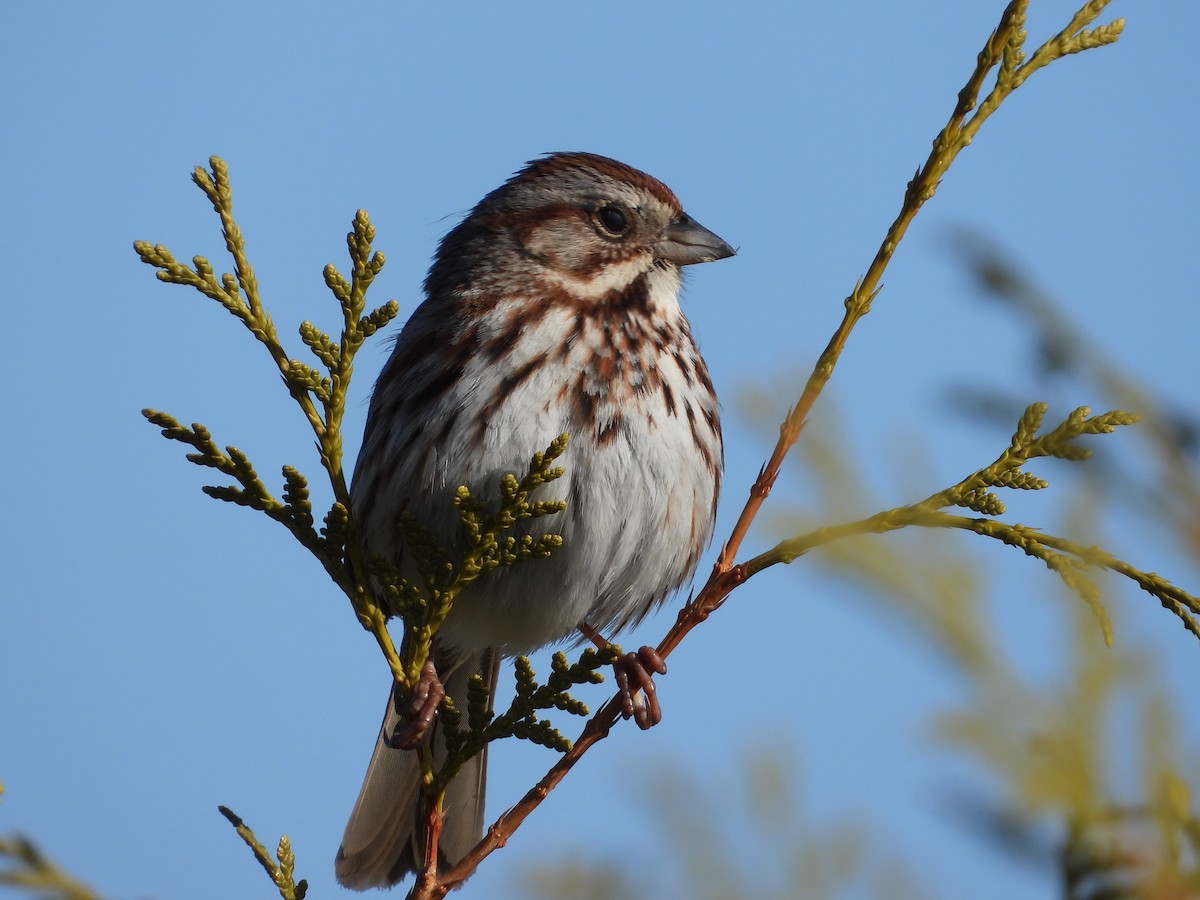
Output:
614,645,667,730
385,659,445,749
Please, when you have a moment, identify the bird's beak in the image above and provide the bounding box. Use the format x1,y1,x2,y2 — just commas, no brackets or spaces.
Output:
655,213,736,266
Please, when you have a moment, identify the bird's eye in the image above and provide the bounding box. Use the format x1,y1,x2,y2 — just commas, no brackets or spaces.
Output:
597,205,629,236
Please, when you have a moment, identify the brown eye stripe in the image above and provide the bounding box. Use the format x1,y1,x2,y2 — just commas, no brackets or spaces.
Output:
481,204,585,236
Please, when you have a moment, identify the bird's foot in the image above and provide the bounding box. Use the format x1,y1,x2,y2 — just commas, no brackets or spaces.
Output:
578,623,667,730
614,645,667,730
385,659,445,749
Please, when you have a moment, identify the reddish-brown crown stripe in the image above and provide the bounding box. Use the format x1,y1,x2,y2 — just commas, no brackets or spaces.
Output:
514,152,682,213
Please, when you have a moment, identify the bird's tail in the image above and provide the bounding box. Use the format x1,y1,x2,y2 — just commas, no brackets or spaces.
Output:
335,649,499,890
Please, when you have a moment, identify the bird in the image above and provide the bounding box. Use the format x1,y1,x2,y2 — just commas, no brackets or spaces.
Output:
336,151,734,889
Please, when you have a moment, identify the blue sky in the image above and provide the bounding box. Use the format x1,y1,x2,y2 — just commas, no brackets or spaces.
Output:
3,2,1197,898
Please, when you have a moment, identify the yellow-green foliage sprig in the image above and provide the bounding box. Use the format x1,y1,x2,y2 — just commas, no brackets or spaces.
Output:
747,404,1200,645
394,435,570,686
916,1,1124,234
217,807,307,900
436,645,621,792
135,157,411,685
454,434,570,580
938,403,1139,517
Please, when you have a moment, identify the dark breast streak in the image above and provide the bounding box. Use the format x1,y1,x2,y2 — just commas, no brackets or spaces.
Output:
471,272,709,446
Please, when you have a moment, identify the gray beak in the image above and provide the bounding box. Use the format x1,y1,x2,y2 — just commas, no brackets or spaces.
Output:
655,213,736,266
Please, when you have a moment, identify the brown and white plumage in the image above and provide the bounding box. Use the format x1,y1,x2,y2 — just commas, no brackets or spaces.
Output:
337,152,733,889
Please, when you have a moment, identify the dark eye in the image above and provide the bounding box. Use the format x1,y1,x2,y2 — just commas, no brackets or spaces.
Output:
597,205,628,235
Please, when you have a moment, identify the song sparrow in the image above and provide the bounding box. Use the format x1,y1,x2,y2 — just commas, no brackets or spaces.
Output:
336,152,733,889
